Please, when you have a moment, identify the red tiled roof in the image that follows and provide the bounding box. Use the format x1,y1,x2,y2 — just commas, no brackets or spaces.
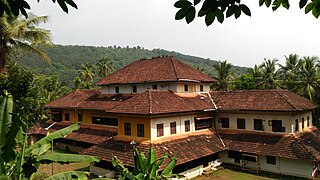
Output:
211,89,318,111
29,121,117,145
108,90,216,114
45,89,136,110
295,127,320,162
81,129,224,168
218,129,315,161
96,56,216,85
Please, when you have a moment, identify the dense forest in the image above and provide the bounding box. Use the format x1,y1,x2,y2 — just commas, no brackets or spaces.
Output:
17,45,248,86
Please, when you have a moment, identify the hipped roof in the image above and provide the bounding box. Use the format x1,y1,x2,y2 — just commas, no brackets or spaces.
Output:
95,56,217,85
210,89,318,112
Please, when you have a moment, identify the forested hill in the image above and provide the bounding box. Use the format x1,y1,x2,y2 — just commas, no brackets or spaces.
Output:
18,45,249,86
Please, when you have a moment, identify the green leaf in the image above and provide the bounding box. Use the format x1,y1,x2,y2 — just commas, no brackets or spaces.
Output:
216,9,224,23
312,7,319,18
186,6,196,23
299,0,308,8
235,6,241,19
174,0,192,8
194,0,201,5
305,2,314,13
175,6,192,20
239,4,251,16
64,0,77,9
0,94,13,154
205,11,215,26
31,143,51,157
37,153,100,164
259,0,266,6
265,0,271,7
226,6,235,17
282,0,290,9
161,156,177,176
0,156,8,180
57,0,68,13
198,8,209,17
25,122,80,156
46,171,89,180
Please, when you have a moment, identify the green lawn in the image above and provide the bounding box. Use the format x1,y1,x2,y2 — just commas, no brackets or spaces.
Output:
193,167,307,180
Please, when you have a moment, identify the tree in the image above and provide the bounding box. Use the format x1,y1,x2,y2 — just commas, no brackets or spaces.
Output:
174,0,320,26
0,94,99,179
277,54,300,92
0,13,51,72
0,64,70,128
212,60,233,91
80,63,95,82
0,0,77,17
112,141,181,180
96,57,114,78
234,74,257,90
296,56,320,101
260,59,280,89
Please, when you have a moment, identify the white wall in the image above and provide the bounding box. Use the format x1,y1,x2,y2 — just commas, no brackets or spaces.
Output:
290,111,313,132
219,151,314,178
101,83,210,94
215,111,291,133
150,114,195,139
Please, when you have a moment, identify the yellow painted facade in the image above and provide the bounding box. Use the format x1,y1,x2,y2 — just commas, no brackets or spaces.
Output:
118,116,151,140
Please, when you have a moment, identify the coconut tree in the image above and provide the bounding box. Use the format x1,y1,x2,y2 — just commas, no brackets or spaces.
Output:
260,59,280,89
212,60,233,91
0,13,52,72
247,64,263,89
296,56,320,101
277,54,300,91
80,63,95,82
96,57,114,78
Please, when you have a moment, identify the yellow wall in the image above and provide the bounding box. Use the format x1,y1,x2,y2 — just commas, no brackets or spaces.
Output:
61,109,117,124
118,117,151,140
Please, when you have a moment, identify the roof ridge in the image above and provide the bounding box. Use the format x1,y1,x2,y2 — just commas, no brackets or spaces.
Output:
148,90,152,114
274,89,298,110
170,57,179,80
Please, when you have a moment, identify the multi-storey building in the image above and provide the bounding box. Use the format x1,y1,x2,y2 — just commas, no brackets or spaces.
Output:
30,56,320,179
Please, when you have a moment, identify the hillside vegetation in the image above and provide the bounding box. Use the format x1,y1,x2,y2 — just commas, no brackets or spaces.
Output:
17,45,248,86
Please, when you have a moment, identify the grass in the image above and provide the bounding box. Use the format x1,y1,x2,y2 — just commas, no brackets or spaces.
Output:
193,166,308,180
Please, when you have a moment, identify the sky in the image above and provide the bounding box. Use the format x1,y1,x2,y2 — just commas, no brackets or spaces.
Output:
28,0,320,67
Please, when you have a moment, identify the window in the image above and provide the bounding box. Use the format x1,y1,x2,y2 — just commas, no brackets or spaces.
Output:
266,156,276,165
200,85,204,92
195,118,212,130
92,116,118,126
115,86,119,93
302,118,305,129
228,151,242,164
137,124,144,137
64,113,70,121
237,118,245,129
124,123,131,136
132,86,137,93
184,84,189,92
78,114,82,122
157,124,164,137
307,116,310,127
254,119,263,130
295,119,299,131
170,122,176,134
52,111,62,121
152,85,157,90
220,118,229,128
271,120,282,132
185,120,190,132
